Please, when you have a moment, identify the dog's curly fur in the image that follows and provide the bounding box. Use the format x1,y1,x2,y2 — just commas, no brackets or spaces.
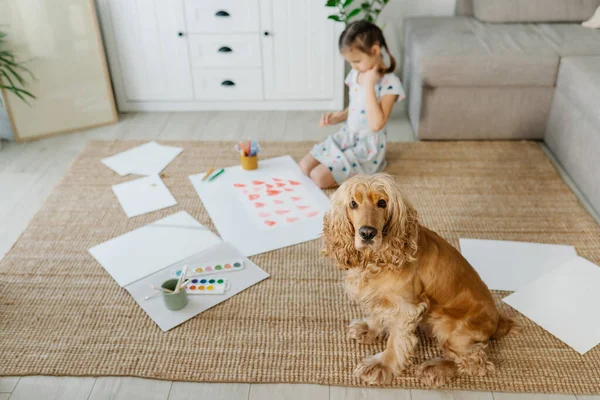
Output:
323,174,517,387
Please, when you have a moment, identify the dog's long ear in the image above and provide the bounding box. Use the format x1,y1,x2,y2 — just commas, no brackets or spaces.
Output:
322,183,359,270
380,175,419,267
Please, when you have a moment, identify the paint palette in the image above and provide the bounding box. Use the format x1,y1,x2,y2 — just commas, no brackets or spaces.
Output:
184,278,229,295
172,260,245,278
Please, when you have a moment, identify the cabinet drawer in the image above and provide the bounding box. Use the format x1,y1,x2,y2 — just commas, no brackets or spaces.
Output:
193,69,263,100
189,35,261,68
184,0,259,33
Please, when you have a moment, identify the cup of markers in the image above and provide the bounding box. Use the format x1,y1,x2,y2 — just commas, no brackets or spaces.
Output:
236,140,260,171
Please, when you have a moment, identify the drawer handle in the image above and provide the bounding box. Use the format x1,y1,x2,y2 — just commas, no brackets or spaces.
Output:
218,46,232,53
221,80,235,87
215,10,230,17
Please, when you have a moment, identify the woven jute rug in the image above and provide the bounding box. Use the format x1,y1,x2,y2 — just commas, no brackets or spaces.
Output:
1,141,599,394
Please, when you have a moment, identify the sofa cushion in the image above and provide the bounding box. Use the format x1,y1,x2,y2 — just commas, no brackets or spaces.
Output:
473,0,600,23
555,56,600,128
406,17,559,87
536,24,600,56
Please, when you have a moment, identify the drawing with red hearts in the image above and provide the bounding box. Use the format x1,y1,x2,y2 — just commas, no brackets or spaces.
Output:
232,177,322,229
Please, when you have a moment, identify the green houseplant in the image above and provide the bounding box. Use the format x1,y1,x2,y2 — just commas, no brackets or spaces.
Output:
326,0,390,25
0,30,35,102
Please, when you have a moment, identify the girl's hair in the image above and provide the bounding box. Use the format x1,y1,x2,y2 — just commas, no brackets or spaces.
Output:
338,20,396,74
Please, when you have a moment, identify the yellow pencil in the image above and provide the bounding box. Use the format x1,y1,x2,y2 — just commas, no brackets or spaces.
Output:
202,167,215,181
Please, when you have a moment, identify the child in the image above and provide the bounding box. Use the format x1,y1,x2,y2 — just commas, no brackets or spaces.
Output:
299,20,405,189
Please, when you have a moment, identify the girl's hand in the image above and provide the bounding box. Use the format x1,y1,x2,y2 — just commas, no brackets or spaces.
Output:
319,111,346,127
363,65,380,87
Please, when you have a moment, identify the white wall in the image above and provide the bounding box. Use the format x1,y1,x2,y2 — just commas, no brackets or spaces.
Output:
0,92,14,140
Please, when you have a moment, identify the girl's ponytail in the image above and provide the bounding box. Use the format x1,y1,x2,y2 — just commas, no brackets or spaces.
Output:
383,44,396,74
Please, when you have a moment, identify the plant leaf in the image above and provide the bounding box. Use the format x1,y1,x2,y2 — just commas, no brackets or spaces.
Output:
325,0,338,7
328,15,343,22
365,13,374,22
347,8,361,19
361,1,370,9
342,0,354,7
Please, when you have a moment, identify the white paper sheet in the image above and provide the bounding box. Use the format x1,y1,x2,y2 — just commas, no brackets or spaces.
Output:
503,256,600,355
190,156,330,256
112,175,177,218
101,141,183,176
459,239,577,291
125,241,270,331
89,211,221,287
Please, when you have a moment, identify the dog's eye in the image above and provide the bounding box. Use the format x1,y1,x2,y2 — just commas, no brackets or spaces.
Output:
377,199,387,208
350,200,358,209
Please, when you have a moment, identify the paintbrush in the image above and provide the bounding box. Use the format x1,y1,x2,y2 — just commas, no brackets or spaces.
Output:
151,284,172,293
174,265,188,293
144,292,160,301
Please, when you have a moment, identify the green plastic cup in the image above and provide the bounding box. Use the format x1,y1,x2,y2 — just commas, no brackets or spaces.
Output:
161,279,188,311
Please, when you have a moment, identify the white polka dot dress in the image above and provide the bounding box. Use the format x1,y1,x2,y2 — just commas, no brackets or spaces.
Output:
311,69,405,184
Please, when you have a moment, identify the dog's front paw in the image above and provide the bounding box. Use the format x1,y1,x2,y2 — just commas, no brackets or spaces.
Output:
347,319,385,344
354,354,393,385
416,358,456,388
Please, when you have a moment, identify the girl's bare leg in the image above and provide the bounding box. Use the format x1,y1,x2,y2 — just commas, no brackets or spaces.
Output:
299,153,320,176
309,164,337,189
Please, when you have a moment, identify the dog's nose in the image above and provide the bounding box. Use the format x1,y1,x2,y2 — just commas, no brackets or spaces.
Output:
359,226,378,241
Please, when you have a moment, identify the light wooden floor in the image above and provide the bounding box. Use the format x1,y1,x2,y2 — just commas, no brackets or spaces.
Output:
0,110,597,400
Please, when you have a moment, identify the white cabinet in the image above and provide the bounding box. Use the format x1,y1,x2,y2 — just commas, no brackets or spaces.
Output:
100,0,193,101
261,0,337,100
97,0,344,111
184,0,260,34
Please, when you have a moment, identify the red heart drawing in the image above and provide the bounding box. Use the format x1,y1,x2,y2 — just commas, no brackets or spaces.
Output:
276,210,290,215
254,202,265,208
258,211,271,217
265,183,274,189
248,194,260,201
284,188,293,192
276,182,286,187
289,180,301,186
272,178,283,182
291,197,302,201
274,200,284,204
253,180,264,185
297,205,310,210
264,220,276,226
306,211,320,217
286,217,300,223
233,183,246,188
267,190,281,196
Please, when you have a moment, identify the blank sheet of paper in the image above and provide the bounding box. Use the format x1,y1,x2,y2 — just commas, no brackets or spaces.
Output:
459,239,577,291
101,141,183,176
503,256,600,355
89,211,221,287
112,175,177,218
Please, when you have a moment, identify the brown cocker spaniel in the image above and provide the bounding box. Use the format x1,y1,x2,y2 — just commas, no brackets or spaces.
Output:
322,174,517,386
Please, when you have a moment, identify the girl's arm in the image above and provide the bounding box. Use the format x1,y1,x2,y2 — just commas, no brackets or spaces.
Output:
320,107,349,127
364,85,397,132
362,65,399,132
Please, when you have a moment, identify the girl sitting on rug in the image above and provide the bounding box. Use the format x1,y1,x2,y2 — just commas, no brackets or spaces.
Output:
299,20,405,189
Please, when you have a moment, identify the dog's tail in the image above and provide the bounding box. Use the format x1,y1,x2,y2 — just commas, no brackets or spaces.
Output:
491,313,520,340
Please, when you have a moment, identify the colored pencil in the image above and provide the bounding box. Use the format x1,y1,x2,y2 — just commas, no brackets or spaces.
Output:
240,142,249,156
201,167,215,181
208,168,225,182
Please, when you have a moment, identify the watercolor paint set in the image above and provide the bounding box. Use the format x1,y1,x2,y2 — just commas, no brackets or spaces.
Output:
184,278,229,294
172,260,245,278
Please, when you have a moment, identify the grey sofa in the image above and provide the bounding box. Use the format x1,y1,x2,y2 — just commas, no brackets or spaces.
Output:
403,0,600,213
